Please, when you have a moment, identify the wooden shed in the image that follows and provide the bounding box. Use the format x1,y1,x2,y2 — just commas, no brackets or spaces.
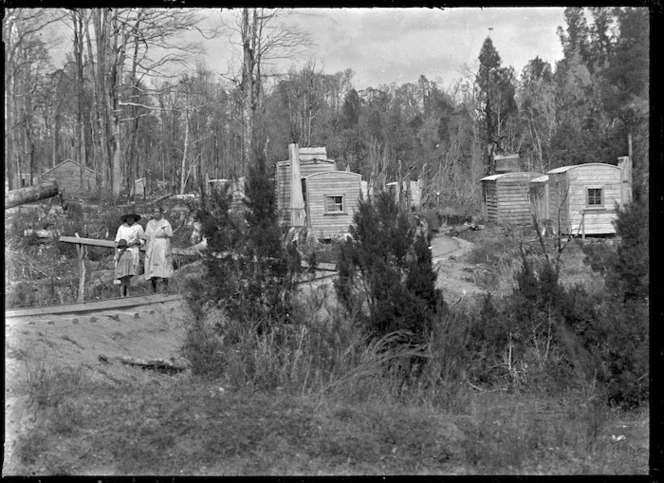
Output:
480,171,544,224
303,171,362,239
38,160,95,197
386,179,421,209
276,147,336,227
547,163,622,236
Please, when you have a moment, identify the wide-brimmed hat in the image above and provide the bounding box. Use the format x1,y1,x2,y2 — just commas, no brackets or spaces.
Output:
117,239,128,248
121,213,141,223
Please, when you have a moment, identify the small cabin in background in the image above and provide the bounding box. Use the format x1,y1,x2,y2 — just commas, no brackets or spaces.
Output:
547,163,623,236
276,147,336,227
207,176,246,203
480,171,544,224
386,179,421,209
132,177,147,199
276,145,362,240
38,160,95,198
303,171,362,239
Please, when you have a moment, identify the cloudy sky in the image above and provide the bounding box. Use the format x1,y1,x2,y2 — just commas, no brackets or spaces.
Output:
203,7,567,90
46,7,567,91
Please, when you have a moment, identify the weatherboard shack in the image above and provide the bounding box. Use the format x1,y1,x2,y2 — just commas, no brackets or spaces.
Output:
276,144,362,240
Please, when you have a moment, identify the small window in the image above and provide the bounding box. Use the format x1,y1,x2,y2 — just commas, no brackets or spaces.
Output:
325,195,344,213
587,188,603,206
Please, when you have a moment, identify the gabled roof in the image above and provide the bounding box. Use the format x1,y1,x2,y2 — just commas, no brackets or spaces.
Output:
304,170,361,180
480,171,543,182
548,163,620,174
42,159,95,176
277,158,335,167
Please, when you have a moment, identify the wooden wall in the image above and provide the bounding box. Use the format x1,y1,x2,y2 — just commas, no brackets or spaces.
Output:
483,181,498,221
550,164,621,235
276,158,336,227
482,172,542,224
39,160,95,198
304,171,361,239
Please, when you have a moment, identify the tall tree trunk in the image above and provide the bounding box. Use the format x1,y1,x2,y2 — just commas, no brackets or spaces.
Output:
180,107,190,194
73,10,86,191
6,75,16,190
241,8,258,177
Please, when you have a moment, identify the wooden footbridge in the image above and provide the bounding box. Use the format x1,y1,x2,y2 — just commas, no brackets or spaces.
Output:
5,293,184,319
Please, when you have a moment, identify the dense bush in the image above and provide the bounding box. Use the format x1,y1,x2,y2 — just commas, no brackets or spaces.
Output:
463,225,648,408
334,192,443,346
185,152,301,337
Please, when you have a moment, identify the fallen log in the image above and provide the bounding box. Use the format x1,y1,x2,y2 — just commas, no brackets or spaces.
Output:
5,181,59,209
98,354,187,373
24,229,61,238
145,193,174,206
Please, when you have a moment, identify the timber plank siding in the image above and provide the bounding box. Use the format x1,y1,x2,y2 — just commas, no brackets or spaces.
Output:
276,157,336,227
481,172,543,225
305,171,362,239
548,163,622,235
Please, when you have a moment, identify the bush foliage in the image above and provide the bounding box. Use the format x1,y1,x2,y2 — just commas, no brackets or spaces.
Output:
182,167,648,410
187,153,301,334
334,192,443,345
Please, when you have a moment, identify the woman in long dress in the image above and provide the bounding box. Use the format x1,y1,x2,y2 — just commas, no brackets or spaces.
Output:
115,213,144,286
143,206,174,292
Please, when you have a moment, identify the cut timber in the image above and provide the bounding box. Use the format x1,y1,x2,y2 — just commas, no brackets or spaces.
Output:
5,181,59,209
24,229,61,238
99,354,187,373
301,261,336,272
5,293,183,318
58,235,190,256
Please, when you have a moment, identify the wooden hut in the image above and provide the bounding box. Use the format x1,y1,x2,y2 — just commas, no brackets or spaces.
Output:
386,179,421,209
303,171,362,239
480,171,544,224
276,147,336,227
38,160,95,198
547,163,623,236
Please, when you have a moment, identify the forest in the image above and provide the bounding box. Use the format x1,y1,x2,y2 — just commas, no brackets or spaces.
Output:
4,7,649,211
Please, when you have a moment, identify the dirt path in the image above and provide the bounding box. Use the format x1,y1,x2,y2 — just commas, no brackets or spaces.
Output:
430,234,485,303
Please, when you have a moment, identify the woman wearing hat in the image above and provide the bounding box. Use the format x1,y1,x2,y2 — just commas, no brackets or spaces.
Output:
115,212,145,285
143,206,174,292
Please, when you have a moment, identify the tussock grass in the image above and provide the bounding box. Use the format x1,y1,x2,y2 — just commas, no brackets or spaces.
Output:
9,364,648,476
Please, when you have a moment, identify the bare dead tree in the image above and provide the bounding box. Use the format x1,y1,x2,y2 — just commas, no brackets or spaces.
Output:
221,8,311,176
3,8,66,190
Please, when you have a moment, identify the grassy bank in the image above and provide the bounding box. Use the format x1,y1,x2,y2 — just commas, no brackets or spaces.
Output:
7,362,649,476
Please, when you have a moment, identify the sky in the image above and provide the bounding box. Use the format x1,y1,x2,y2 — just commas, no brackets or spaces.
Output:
45,7,567,91
202,7,567,91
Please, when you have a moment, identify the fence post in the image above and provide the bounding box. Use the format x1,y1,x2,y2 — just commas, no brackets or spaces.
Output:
75,233,87,302
581,212,586,241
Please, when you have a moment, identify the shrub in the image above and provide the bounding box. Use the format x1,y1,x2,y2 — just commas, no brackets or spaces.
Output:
184,151,302,380
334,192,443,346
609,199,649,302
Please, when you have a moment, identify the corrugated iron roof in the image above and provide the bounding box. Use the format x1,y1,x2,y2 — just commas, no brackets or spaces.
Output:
548,162,620,174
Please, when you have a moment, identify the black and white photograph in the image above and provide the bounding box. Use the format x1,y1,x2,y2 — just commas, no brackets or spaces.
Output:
4,6,650,476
